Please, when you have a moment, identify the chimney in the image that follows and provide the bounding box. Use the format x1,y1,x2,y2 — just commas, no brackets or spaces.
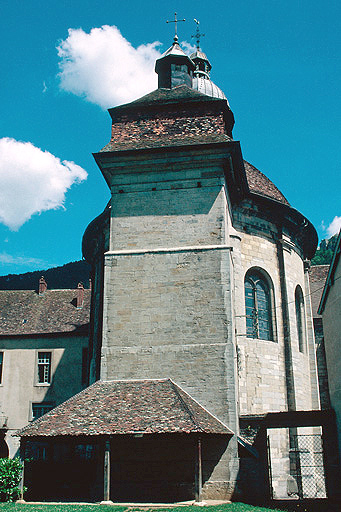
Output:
77,282,84,309
39,276,47,295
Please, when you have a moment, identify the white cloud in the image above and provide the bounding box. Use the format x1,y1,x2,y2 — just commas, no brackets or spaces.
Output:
324,216,341,237
0,252,47,268
0,137,87,230
57,25,162,108
180,41,196,55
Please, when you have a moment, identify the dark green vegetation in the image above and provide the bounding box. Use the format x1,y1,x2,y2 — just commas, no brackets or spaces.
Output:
0,459,24,502
0,261,91,291
311,235,338,265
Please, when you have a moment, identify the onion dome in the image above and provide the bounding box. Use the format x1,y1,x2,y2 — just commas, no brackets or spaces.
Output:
192,75,227,101
190,48,227,101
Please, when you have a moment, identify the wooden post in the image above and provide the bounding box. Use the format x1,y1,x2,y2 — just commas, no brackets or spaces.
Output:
101,438,112,504
195,437,203,502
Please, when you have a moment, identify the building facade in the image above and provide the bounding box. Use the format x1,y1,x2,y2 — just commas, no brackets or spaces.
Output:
318,231,341,459
0,281,90,457
18,37,333,503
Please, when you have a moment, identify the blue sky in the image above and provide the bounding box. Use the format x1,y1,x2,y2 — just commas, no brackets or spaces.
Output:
0,0,340,276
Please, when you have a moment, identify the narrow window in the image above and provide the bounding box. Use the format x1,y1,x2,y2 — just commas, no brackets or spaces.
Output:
0,352,3,384
37,352,51,384
32,402,54,420
245,270,274,341
81,347,88,386
295,286,306,352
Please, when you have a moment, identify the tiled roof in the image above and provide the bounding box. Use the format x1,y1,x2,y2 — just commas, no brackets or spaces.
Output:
243,160,290,206
101,86,289,207
101,133,232,153
309,264,330,317
112,85,224,111
18,379,233,437
99,85,235,154
0,289,90,336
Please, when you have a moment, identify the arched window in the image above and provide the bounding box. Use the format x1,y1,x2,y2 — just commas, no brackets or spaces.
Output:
295,285,306,353
245,270,274,341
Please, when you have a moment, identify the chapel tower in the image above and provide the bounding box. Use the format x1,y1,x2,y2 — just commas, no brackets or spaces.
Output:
82,28,320,501
15,20,336,505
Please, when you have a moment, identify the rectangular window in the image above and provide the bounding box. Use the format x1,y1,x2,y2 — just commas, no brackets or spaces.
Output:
32,402,54,420
37,352,51,384
75,444,97,461
25,442,49,461
0,352,3,384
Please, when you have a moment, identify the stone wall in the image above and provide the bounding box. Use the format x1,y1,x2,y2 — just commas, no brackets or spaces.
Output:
100,153,240,498
232,201,319,416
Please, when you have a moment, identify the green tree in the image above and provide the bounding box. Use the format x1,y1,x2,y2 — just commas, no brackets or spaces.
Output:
0,458,24,502
311,234,338,265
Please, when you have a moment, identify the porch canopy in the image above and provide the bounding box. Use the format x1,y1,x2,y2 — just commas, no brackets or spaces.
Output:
18,379,233,502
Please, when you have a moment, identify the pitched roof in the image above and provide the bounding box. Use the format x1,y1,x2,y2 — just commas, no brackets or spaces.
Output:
111,85,224,112
309,265,330,317
243,160,289,206
101,87,289,207
100,134,232,153
18,379,233,437
0,289,90,336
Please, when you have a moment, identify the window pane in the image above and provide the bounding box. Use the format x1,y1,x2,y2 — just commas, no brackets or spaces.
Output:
245,280,256,337
245,272,274,341
37,352,51,384
256,281,272,340
32,402,53,420
295,287,305,352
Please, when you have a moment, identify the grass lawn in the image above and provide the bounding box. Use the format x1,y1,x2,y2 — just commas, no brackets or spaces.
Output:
0,503,336,512
0,503,304,512
0,504,279,512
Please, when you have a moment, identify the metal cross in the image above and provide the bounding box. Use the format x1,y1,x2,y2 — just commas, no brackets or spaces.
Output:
192,18,205,49
166,12,186,41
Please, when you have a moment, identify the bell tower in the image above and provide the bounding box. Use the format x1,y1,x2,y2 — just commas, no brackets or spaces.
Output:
155,13,195,89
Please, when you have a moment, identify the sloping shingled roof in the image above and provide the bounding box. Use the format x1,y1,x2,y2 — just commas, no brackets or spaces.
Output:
101,133,232,153
309,265,330,317
18,379,233,437
100,86,289,207
111,86,224,111
243,160,289,206
0,289,90,336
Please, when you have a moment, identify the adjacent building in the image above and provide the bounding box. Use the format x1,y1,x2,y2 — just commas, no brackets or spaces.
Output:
0,280,90,457
318,230,341,458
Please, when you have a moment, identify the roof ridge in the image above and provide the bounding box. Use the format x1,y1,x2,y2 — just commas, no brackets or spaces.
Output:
110,85,224,113
168,379,202,432
170,380,233,434
101,378,169,383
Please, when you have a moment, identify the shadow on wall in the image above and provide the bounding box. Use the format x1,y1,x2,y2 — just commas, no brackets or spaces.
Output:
23,433,231,503
7,330,89,458
111,185,221,217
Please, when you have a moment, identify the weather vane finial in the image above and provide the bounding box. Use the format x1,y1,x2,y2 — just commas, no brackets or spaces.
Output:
166,12,186,42
192,19,205,49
